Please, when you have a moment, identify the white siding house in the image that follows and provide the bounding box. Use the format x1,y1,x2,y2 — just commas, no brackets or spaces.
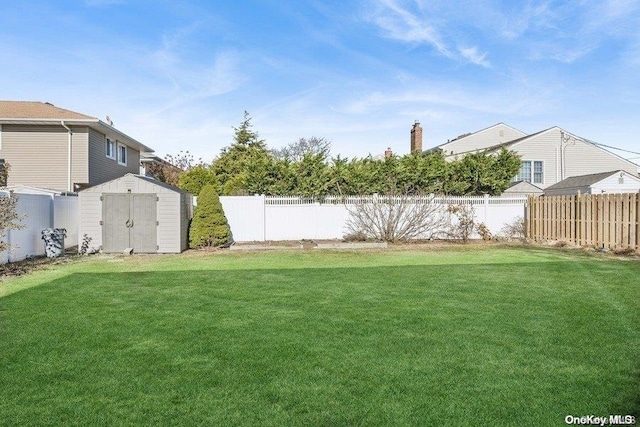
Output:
427,124,640,189
430,123,527,157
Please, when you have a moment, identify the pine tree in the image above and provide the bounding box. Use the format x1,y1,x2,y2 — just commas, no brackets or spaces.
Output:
189,185,231,248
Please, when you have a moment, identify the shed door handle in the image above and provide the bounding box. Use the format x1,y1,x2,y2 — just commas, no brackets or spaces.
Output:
126,219,134,228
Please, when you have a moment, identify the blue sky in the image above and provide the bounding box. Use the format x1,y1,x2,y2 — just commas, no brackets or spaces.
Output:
1,0,639,164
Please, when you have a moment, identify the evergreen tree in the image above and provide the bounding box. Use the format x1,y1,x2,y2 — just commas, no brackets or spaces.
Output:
212,111,270,195
178,165,220,196
189,185,231,248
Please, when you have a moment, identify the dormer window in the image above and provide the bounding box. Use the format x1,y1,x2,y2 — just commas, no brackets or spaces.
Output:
105,137,115,159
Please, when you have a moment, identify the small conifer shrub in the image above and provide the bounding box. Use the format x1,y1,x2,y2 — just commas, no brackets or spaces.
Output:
189,185,231,248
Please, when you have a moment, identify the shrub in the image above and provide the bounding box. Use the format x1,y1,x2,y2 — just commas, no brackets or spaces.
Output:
343,230,367,242
189,185,232,248
446,204,475,243
499,216,526,241
344,192,449,243
477,222,492,241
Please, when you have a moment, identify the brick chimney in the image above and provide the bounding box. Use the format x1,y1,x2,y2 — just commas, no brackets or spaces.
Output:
384,147,393,158
410,121,423,153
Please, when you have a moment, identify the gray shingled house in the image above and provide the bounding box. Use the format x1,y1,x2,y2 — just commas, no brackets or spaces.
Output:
0,101,153,192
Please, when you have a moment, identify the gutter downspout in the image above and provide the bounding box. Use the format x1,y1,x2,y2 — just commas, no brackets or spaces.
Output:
61,121,72,192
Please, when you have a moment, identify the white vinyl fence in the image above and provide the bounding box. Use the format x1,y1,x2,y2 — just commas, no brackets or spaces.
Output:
1,192,78,264
220,195,527,242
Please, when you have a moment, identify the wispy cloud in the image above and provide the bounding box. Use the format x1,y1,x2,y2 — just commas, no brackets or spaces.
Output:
368,0,451,56
458,46,490,67
366,0,494,67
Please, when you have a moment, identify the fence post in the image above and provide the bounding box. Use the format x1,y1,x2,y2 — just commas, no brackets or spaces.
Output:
261,194,266,242
636,190,640,250
525,196,530,239
483,194,489,225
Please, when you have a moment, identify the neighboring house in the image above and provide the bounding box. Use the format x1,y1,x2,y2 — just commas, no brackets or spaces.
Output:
543,170,640,196
139,152,182,181
0,101,153,192
427,123,527,158
425,124,639,189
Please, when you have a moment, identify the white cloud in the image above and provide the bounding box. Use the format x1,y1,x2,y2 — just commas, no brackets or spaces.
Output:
365,0,497,68
369,0,451,56
458,46,490,68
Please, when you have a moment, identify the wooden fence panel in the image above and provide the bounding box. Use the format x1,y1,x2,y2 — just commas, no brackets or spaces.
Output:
526,193,640,250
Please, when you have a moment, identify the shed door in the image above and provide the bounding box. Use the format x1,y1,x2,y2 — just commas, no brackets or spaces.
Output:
102,193,158,253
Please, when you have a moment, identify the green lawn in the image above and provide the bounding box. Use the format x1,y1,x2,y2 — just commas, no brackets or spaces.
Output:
0,246,638,426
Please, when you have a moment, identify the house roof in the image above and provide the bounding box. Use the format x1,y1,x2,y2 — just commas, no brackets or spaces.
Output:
0,101,95,120
483,127,552,152
426,122,527,153
0,101,153,153
544,170,631,191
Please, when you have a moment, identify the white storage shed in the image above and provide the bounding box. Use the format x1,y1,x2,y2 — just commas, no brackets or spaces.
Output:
543,170,640,196
78,174,193,253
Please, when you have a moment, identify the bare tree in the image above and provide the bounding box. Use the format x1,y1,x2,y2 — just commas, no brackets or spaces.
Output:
272,137,331,162
144,151,205,186
0,192,24,253
344,192,450,242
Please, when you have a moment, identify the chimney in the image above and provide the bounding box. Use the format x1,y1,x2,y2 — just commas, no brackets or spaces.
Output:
384,147,393,158
410,121,423,153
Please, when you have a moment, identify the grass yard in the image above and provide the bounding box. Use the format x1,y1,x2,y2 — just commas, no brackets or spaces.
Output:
0,246,638,426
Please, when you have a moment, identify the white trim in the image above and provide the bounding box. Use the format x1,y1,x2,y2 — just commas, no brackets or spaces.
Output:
117,142,127,166
105,137,116,160
0,124,2,149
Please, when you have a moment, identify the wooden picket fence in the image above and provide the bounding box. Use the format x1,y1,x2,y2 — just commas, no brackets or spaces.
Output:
526,193,640,249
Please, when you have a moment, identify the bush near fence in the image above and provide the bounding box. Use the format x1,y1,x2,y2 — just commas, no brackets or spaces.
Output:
526,193,640,250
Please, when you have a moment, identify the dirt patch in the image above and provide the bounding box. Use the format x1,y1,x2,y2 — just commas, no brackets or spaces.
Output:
0,255,77,280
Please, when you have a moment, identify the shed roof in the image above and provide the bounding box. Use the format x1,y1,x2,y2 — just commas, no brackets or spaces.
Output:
503,180,543,194
135,174,191,194
544,171,627,191
80,173,191,195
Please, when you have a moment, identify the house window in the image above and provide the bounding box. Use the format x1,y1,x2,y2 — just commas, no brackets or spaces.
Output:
533,161,543,184
117,143,127,166
516,160,543,184
105,138,115,159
